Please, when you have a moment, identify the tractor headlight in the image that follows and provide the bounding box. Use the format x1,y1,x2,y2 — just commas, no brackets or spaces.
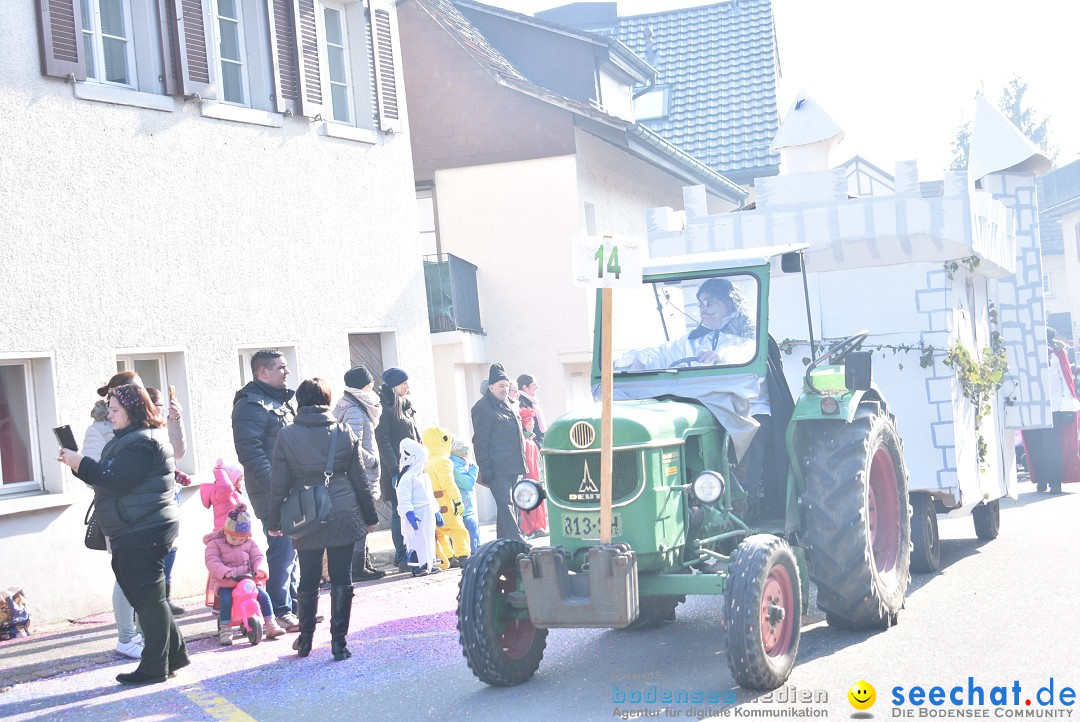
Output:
691,471,725,504
512,478,545,511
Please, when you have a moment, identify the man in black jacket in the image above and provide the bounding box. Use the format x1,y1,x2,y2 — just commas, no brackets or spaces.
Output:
232,350,298,630
471,363,526,542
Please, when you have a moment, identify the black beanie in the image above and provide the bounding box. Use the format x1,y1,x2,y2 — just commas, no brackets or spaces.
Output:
343,366,373,389
381,367,408,388
488,363,509,386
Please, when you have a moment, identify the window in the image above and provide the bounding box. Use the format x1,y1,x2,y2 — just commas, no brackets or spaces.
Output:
80,0,137,87
633,86,670,122
116,353,168,391
0,362,40,495
1043,274,1053,295
322,5,354,124
417,187,438,256
214,0,250,105
315,0,377,132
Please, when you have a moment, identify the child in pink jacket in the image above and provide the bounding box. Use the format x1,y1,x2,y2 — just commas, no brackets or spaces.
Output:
204,506,286,644
201,458,246,532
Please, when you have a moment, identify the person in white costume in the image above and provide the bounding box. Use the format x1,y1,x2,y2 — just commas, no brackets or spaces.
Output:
396,438,443,576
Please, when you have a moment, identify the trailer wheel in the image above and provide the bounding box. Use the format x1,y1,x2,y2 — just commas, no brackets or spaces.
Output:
972,499,1000,540
723,535,801,690
620,595,681,631
457,539,547,686
910,494,940,574
802,404,911,629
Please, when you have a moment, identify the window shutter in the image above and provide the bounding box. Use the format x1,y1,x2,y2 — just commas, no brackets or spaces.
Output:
291,0,322,118
172,0,217,99
368,0,402,133
36,0,86,81
157,0,181,95
267,0,299,114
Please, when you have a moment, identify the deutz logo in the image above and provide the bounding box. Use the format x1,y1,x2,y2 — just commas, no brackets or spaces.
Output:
570,462,600,501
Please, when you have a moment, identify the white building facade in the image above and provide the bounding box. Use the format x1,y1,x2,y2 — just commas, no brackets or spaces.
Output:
0,0,434,622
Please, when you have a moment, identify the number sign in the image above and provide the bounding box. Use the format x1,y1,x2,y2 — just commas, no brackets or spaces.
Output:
572,236,643,288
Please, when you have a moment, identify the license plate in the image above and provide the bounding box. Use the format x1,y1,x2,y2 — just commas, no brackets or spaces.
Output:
561,512,622,539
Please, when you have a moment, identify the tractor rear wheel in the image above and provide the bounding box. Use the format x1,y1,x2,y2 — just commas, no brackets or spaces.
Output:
910,493,940,574
973,499,1000,540
457,539,547,686
723,534,801,690
802,404,911,629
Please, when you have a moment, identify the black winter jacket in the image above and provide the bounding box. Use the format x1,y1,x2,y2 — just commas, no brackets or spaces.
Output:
75,425,178,549
267,406,379,551
231,380,296,520
471,390,526,480
374,384,420,503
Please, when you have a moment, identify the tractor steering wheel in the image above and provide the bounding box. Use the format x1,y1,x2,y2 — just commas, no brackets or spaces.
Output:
672,357,698,367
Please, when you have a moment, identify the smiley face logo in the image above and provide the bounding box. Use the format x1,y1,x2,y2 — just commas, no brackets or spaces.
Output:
848,681,876,710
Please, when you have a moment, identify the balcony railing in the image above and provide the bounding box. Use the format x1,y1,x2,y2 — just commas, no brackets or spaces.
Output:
423,254,483,334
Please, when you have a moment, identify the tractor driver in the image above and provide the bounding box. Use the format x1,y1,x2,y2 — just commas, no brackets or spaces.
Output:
614,277,771,520
615,277,756,371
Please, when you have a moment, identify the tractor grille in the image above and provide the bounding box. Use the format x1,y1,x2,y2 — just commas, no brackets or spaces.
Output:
543,450,643,507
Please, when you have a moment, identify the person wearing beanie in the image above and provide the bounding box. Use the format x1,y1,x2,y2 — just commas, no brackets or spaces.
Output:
450,438,481,553
375,367,420,572
470,363,526,542
334,366,383,580
205,505,286,645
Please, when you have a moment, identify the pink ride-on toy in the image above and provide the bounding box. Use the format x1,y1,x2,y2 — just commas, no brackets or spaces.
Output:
229,575,264,645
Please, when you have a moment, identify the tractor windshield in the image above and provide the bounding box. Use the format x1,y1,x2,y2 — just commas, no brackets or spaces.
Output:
612,274,760,373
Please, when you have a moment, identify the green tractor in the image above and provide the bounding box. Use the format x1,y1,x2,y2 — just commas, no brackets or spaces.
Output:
457,244,911,690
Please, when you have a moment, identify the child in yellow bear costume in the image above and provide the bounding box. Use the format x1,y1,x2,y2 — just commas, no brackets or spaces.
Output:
422,426,472,569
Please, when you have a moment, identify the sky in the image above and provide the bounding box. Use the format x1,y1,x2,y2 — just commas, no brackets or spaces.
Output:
480,0,1080,177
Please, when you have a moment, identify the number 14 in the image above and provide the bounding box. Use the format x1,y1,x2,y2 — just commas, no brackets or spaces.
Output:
594,245,622,280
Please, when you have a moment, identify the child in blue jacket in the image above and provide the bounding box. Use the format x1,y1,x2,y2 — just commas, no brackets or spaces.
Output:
450,439,481,553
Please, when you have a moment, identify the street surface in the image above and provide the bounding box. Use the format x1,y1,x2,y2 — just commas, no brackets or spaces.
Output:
1,481,1077,721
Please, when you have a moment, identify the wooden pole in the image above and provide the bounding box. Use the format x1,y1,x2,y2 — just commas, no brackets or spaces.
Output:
599,286,614,545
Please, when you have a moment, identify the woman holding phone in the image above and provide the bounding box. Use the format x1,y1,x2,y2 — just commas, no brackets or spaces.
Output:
82,371,147,660
60,383,188,684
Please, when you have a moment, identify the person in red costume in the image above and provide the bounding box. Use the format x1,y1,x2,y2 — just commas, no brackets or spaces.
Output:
1021,331,1080,493
518,407,548,538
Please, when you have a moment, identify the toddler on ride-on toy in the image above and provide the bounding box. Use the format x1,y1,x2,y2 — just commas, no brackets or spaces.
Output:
204,506,286,645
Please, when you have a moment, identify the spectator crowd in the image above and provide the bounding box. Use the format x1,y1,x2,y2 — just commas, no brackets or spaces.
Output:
60,352,548,685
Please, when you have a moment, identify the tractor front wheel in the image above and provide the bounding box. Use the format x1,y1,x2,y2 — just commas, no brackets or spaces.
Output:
802,404,911,629
723,534,801,690
973,499,1000,540
910,493,940,574
457,539,547,686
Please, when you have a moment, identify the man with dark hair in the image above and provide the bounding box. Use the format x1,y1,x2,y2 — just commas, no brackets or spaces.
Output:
471,363,526,542
232,350,299,630
516,373,546,447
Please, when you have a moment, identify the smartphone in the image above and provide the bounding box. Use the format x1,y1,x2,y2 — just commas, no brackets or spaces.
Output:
53,425,79,451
